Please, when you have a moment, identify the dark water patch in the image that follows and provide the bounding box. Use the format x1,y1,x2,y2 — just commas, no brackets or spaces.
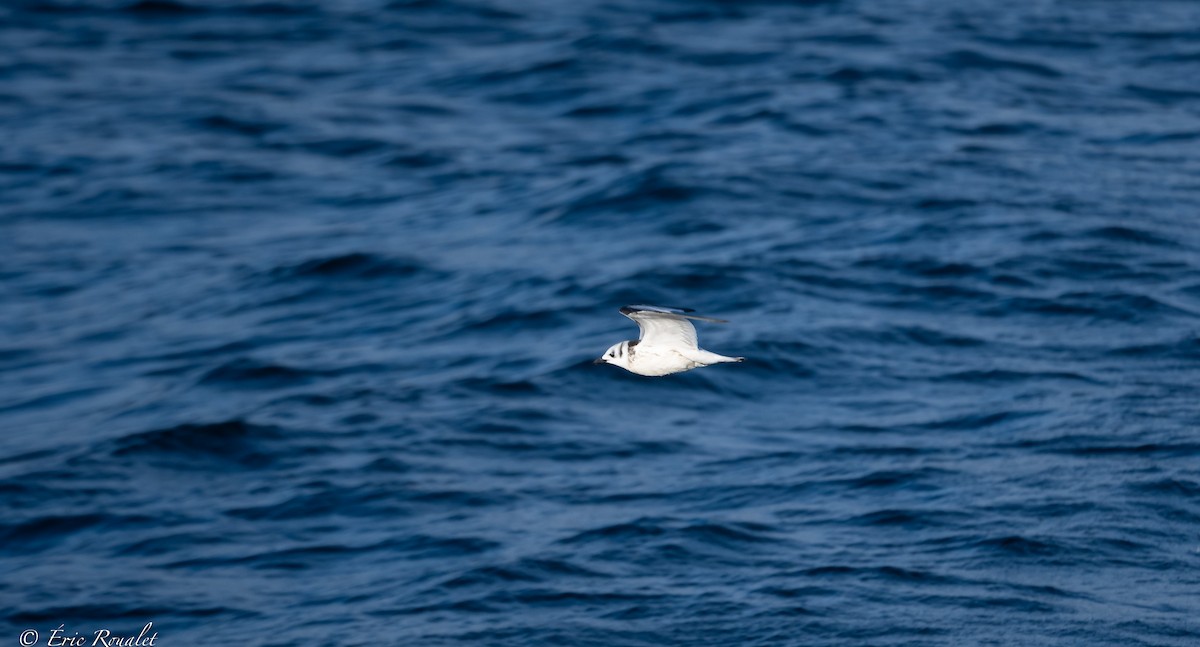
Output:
0,447,58,467
9,604,246,624
797,565,954,585
431,435,687,462
108,419,282,468
1085,225,1180,248
710,108,830,136
385,0,523,21
823,65,925,84
854,255,984,279
621,264,750,292
384,149,451,168
894,325,985,348
986,292,1189,322
0,513,110,551
271,252,426,280
559,516,777,547
96,339,269,369
1001,435,1200,458
372,598,499,615
0,386,106,414
961,595,1058,613
681,50,777,67
563,153,631,166
822,324,986,349
193,114,283,137
954,121,1044,136
1125,83,1200,103
21,0,318,17
114,531,227,558
492,588,664,607
840,467,951,490
552,165,736,219
827,444,927,457
564,102,651,119
973,535,1066,558
1129,478,1200,498
808,32,888,46
225,485,415,521
199,358,329,388
755,584,838,599
459,308,566,334
916,409,1038,431
975,34,1098,51
1107,131,1200,146
671,90,773,118
933,369,1098,385
168,535,498,570
935,49,1062,77
681,521,778,546
1108,335,1200,360
121,0,206,15
293,137,390,158
847,508,964,529
440,558,606,590
1053,442,1200,458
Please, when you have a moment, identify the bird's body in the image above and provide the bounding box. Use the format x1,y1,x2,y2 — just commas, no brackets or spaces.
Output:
595,305,744,376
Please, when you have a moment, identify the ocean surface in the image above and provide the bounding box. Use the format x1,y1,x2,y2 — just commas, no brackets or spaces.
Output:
3,0,1200,645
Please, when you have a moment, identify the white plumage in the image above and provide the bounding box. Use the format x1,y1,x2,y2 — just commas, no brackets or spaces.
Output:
594,305,744,376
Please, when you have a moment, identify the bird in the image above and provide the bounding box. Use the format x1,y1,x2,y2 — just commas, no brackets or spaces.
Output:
594,305,744,376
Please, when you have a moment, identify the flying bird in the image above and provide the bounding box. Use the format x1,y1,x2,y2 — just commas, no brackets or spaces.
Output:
594,305,744,376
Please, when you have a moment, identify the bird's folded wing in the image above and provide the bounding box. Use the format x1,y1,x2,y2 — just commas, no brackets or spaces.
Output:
620,304,728,323
620,305,728,350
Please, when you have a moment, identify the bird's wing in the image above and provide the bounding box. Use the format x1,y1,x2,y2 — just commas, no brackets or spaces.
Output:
620,305,727,350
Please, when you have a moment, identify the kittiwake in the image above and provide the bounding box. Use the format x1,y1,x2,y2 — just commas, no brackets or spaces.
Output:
594,305,744,376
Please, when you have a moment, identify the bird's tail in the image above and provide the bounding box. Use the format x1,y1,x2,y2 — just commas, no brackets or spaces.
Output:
691,350,744,365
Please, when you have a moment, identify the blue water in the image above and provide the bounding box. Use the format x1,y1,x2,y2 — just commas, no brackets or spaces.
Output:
3,0,1200,645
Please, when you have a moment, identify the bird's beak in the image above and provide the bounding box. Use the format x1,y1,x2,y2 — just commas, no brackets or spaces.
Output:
593,357,606,364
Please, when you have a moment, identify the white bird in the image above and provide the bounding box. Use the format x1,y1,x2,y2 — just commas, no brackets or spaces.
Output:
594,305,744,376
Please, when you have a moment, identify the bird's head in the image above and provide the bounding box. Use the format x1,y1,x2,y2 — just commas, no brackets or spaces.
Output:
594,341,632,369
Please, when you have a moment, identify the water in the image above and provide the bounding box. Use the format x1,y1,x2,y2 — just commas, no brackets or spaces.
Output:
3,0,1200,645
